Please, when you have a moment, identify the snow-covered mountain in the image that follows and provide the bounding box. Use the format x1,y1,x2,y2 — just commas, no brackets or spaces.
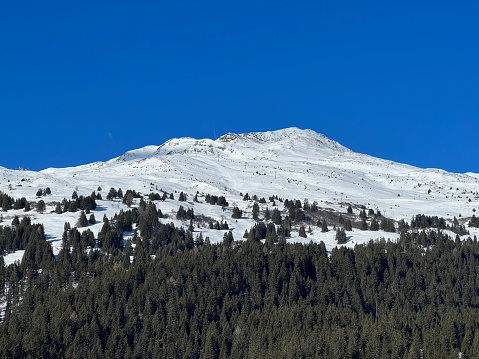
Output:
2,127,479,262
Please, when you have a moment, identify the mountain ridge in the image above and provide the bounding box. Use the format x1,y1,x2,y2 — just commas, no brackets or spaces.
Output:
2,127,479,261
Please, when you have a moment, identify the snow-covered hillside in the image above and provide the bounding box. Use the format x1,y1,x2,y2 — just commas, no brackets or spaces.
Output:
2,127,479,262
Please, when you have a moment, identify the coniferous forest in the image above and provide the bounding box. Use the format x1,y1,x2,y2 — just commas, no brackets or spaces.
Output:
1,198,479,358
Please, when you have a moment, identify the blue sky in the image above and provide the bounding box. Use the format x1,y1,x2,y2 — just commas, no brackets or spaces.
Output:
1,1,478,172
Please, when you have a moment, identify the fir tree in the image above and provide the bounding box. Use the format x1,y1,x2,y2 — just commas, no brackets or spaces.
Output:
344,219,352,231
36,200,46,214
335,228,347,244
370,219,379,231
178,192,187,201
232,206,243,219
252,202,259,220
223,231,234,245
77,211,88,228
298,226,307,238
360,218,368,230
264,207,271,221
321,219,328,233
271,208,282,225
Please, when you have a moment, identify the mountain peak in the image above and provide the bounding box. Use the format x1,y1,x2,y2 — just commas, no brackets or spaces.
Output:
217,127,348,154
218,127,313,142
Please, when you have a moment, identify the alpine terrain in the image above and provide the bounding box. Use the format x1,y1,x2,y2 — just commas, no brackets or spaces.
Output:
2,127,478,262
1,127,479,357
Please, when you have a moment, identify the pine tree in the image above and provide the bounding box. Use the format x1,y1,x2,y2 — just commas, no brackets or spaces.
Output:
345,219,352,231
178,192,187,201
77,211,88,228
370,219,379,231
298,226,307,238
252,202,259,220
123,192,134,207
271,208,282,225
68,200,77,212
1,196,10,212
223,231,234,245
264,207,271,221
336,228,347,244
194,233,204,246
106,187,116,200
321,219,328,233
232,206,243,219
36,200,46,214
360,218,368,230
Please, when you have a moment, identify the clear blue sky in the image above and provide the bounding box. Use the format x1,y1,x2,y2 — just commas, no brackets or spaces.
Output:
1,1,478,172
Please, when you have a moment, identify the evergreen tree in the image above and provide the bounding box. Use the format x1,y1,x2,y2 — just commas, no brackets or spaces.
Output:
397,219,409,233
336,228,347,244
194,233,204,246
223,231,234,245
106,187,117,200
178,192,187,201
264,207,271,221
68,200,77,213
380,218,395,232
370,218,379,231
360,218,368,230
232,206,243,219
1,196,11,212
252,202,259,220
298,226,307,238
123,192,134,207
77,211,88,228
344,219,353,231
321,219,328,232
36,200,46,214
271,208,282,225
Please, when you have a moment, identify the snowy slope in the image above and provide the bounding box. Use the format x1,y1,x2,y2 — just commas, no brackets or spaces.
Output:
1,127,479,260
